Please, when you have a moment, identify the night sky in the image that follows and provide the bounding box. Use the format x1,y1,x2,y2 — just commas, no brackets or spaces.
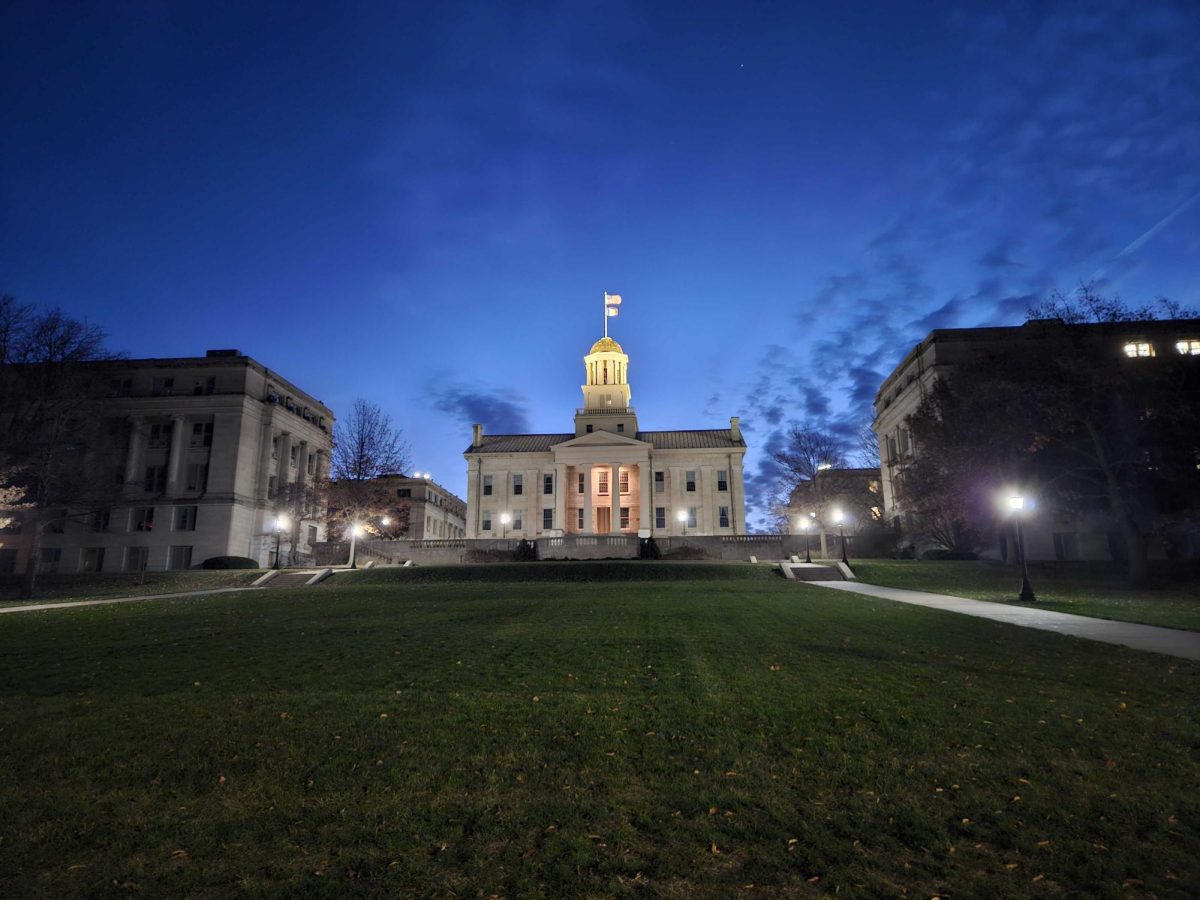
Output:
3,2,1198,528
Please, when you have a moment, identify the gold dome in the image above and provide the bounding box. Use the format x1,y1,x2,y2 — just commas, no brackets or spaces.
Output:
589,337,624,354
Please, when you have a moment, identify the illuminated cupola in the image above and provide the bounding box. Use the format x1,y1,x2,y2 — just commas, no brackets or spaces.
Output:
574,335,639,436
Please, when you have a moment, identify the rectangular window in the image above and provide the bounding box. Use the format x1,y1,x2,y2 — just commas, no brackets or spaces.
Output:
655,507,666,529
174,506,198,531
719,506,730,528
512,510,523,530
133,507,155,532
577,508,584,529
1123,341,1155,357
144,465,166,493
543,508,554,529
185,463,208,492
40,547,62,573
81,547,105,572
620,507,630,529
397,487,411,498
308,525,317,545
1175,339,1200,355
898,430,910,454
483,475,493,496
543,474,554,494
125,546,149,572
168,545,193,570
578,473,585,493
513,474,523,495
193,376,217,395
151,376,175,396
717,470,728,492
619,471,629,494
685,470,696,492
598,472,609,495
616,423,624,433
90,508,111,532
586,424,594,433
481,510,492,531
688,507,698,528
148,423,170,448
190,422,213,447
0,549,16,574
654,470,664,493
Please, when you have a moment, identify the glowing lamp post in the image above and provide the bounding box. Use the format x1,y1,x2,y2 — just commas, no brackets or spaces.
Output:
381,516,391,539
833,508,849,564
1008,495,1037,602
348,523,363,569
272,514,290,570
798,516,812,564
677,509,688,536
500,512,511,540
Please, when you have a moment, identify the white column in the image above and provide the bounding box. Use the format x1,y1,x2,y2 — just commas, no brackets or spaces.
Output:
701,465,715,534
165,415,186,496
555,463,567,533
296,440,310,487
638,461,650,535
582,465,593,534
610,463,621,533
670,465,683,534
123,417,147,487
256,422,274,501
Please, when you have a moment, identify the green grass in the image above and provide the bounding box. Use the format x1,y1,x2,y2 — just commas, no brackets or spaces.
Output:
1,571,1197,898
852,560,1200,631
0,570,263,605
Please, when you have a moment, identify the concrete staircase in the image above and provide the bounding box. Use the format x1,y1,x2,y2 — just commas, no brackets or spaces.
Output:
256,568,333,589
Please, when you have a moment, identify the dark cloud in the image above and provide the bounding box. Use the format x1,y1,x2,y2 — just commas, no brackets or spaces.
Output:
427,382,532,434
978,239,1025,270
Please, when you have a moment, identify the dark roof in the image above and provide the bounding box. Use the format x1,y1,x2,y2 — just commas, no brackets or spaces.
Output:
466,428,745,454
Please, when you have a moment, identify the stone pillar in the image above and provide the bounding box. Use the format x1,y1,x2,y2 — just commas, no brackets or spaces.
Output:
165,415,186,496
638,461,651,534
256,422,275,501
123,417,147,487
582,465,593,534
610,463,621,533
731,460,745,534
296,441,309,487
701,465,715,534
555,463,567,532
669,465,683,534
277,432,293,496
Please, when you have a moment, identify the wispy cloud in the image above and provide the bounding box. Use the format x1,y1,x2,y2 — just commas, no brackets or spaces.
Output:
426,381,532,434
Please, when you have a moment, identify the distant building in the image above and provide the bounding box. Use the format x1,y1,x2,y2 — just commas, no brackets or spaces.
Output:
371,474,467,539
463,332,747,539
0,350,333,573
873,319,1200,559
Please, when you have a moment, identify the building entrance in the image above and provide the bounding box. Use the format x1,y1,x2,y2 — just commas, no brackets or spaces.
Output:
596,507,611,533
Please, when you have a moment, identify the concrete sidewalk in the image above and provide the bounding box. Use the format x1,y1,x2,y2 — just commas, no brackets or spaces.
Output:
0,586,263,615
810,581,1200,661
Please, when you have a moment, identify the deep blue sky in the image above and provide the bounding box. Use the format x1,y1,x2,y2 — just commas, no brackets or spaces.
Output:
3,2,1198,527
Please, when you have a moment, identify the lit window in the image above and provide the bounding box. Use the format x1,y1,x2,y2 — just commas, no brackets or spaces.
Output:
619,471,630,494
687,507,698,528
1124,341,1155,358
1175,339,1200,355
578,473,585,493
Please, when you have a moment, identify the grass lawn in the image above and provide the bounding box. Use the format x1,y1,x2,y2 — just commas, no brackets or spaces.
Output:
0,570,264,606
1,565,1197,897
851,560,1200,631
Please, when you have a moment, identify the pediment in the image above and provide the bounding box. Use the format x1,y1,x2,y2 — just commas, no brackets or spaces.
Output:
552,430,650,451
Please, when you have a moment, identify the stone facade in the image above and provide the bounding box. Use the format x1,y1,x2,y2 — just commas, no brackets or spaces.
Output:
370,474,467,539
0,350,333,574
463,334,747,539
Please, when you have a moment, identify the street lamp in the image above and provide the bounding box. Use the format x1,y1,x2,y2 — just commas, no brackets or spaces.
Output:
348,522,363,569
677,509,688,536
798,516,812,563
833,508,849,564
1008,495,1037,602
272,514,289,570
500,512,511,540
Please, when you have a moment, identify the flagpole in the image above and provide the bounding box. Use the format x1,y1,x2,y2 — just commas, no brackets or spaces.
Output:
603,292,608,339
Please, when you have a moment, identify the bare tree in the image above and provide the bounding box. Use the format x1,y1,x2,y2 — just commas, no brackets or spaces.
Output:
331,399,410,481
853,422,880,468
770,425,847,492
0,297,120,597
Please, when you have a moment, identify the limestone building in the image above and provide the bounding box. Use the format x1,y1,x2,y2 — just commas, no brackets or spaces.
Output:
463,333,747,539
0,350,333,573
370,474,468,539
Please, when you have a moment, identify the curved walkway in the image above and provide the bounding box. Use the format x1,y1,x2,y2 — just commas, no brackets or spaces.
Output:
811,581,1200,661
0,586,262,615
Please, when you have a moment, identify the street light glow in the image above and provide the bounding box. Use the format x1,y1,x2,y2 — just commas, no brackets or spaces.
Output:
352,523,364,537
833,509,844,525
275,515,289,530
676,510,688,522
1008,495,1025,511
381,516,391,526
500,513,511,525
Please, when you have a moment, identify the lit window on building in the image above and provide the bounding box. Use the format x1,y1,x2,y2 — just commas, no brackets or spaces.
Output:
1175,339,1200,355
598,472,609,495
1123,341,1155,357
619,471,629,494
